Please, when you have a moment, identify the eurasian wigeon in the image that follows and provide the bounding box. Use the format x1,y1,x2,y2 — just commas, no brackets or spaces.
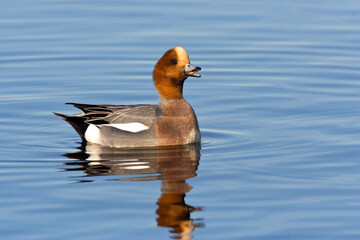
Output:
54,46,202,148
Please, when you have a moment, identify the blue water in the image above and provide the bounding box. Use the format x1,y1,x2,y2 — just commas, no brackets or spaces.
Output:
1,0,360,239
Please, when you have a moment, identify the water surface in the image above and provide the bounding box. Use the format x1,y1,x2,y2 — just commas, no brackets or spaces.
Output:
1,0,360,239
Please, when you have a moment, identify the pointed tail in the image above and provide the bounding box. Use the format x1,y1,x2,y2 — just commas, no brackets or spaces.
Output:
53,112,88,139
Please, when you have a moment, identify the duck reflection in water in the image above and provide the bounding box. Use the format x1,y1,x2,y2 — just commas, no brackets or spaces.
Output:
63,142,204,239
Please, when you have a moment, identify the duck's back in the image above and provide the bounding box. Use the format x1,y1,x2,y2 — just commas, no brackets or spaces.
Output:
55,100,200,148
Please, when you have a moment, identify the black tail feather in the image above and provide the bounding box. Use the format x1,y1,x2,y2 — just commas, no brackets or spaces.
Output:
66,102,97,113
53,112,88,138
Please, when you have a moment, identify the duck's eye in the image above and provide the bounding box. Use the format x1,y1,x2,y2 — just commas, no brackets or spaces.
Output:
170,59,178,65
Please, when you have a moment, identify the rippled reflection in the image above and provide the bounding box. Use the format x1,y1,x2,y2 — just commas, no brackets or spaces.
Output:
63,142,204,239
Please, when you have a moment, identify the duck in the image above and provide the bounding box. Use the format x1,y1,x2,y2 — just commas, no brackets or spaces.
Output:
54,46,202,148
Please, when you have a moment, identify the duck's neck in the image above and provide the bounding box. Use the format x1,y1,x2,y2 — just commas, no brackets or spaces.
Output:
156,82,183,100
159,95,188,107
153,70,186,100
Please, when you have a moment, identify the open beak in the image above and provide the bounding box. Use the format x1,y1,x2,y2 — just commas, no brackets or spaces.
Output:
184,63,201,78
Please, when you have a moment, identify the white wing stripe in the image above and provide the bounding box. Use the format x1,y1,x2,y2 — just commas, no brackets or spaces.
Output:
107,122,149,133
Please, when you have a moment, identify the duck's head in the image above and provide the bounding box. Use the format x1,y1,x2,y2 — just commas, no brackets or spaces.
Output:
153,46,201,100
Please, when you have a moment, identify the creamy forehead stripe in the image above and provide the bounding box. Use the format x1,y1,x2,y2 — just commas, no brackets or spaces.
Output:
174,46,189,62
108,122,149,133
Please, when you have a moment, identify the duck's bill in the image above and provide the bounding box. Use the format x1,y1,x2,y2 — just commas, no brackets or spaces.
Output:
185,63,201,78
186,70,201,78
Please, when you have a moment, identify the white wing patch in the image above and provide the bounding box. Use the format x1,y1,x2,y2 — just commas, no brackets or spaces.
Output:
85,122,149,144
85,124,101,144
107,122,149,133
